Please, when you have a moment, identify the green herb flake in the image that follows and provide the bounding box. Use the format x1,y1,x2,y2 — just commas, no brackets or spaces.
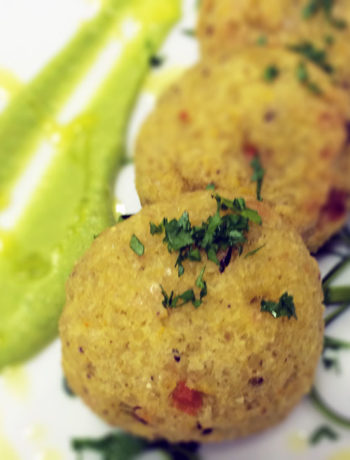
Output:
130,234,144,256
195,266,207,304
296,61,322,95
263,65,280,82
257,35,268,46
244,244,266,258
150,194,262,277
302,0,347,29
149,55,165,67
261,292,297,319
324,34,335,45
309,425,339,445
250,155,265,201
150,222,163,235
288,41,333,73
205,183,216,190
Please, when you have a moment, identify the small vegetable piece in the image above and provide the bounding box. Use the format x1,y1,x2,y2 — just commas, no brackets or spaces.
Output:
171,381,203,416
250,155,265,201
309,425,339,445
72,431,200,460
130,234,144,256
205,183,215,190
263,65,279,82
296,61,322,94
288,41,333,73
261,292,297,319
302,0,347,29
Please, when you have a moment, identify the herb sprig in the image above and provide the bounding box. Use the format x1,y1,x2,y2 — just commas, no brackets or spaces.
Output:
302,0,347,29
250,155,265,201
288,41,333,74
296,61,322,94
160,267,207,309
261,292,297,319
150,194,262,277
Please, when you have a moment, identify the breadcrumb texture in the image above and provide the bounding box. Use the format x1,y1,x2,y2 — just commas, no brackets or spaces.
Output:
60,191,324,443
135,48,348,251
197,0,350,90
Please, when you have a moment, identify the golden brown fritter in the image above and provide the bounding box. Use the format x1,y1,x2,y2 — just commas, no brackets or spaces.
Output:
135,48,348,250
60,190,324,443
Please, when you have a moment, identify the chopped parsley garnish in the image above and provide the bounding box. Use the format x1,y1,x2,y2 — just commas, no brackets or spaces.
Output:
302,0,347,29
244,244,266,258
160,267,207,309
288,41,333,73
296,61,322,94
205,183,215,190
149,55,165,67
263,65,280,82
129,234,144,256
250,155,265,201
72,432,200,460
150,194,262,276
257,35,268,46
309,425,339,445
261,292,297,319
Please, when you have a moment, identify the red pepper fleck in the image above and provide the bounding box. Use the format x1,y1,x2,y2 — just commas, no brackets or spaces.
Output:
178,110,190,123
171,381,203,416
321,189,348,222
243,143,258,158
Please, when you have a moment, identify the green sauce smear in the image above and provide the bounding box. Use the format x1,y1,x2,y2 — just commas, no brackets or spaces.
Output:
0,0,181,368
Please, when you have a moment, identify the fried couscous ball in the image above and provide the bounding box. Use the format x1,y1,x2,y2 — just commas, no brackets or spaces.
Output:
60,190,324,443
134,48,348,252
197,0,350,91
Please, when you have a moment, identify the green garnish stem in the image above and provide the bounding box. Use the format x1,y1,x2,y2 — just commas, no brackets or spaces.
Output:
323,258,350,290
310,386,350,429
324,286,350,305
325,304,350,327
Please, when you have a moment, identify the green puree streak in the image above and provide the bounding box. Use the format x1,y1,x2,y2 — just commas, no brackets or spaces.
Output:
0,0,181,368
0,0,142,208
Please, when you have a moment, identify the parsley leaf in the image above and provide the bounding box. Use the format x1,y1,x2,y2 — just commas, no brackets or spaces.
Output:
288,41,333,73
250,155,265,201
302,0,347,29
195,266,207,304
296,61,322,94
244,244,266,258
261,292,297,319
130,234,144,256
205,183,216,190
263,65,280,82
150,194,262,277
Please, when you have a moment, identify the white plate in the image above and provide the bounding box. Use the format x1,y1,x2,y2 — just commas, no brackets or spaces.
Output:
0,1,349,459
